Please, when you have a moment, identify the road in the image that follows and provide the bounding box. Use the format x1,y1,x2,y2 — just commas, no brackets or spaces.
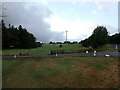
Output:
96,51,119,57
2,51,119,58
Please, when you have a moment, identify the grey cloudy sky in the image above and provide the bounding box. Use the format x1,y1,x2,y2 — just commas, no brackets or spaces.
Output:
3,2,65,43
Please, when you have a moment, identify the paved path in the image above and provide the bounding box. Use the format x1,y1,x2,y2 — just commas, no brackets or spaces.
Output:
2,51,119,58
96,51,119,56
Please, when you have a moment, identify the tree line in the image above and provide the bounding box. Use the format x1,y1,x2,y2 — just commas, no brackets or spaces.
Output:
80,26,120,48
2,20,119,50
49,41,78,44
2,20,42,49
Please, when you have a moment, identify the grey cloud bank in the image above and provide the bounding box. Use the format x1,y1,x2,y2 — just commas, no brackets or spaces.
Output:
2,2,118,43
3,2,65,43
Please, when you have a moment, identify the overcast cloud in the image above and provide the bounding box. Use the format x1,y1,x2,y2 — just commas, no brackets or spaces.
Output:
2,2,118,43
3,2,65,43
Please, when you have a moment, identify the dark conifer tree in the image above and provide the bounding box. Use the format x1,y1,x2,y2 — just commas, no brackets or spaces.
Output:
2,20,37,49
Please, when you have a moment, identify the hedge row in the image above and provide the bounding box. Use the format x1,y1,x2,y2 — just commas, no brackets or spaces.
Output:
50,48,93,55
2,52,30,56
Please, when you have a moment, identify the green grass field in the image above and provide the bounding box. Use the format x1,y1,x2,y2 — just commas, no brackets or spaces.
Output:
2,44,117,56
2,44,82,56
3,56,118,88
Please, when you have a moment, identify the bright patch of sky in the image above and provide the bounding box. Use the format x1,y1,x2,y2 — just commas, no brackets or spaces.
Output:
47,2,117,28
45,1,118,41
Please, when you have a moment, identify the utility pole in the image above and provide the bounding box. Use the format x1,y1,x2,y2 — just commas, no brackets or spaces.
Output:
66,30,68,44
0,5,7,18
0,5,7,28
0,2,2,90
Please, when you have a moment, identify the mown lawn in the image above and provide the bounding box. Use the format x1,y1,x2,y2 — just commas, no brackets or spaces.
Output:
2,44,117,56
2,56,118,88
2,44,82,56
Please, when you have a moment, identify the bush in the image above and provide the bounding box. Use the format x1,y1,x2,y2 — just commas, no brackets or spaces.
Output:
59,44,62,47
36,42,43,47
50,48,93,55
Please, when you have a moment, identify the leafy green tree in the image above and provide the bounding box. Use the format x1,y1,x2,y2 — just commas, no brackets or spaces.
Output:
81,39,90,47
108,33,120,44
81,26,109,48
90,26,109,48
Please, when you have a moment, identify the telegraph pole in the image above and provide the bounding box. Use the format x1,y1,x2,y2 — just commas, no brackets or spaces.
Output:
0,6,7,18
66,30,68,44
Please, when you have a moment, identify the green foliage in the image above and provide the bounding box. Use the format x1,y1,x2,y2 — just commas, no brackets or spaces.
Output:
91,26,109,48
36,42,43,47
2,43,83,56
81,38,91,47
59,44,62,47
81,26,109,48
50,47,93,55
81,26,120,49
2,20,36,49
108,33,120,44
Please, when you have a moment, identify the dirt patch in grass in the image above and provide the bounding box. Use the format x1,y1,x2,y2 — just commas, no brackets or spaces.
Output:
46,59,58,68
68,57,118,88
51,57,118,88
44,71,82,88
83,69,117,88
27,58,58,69
28,61,42,69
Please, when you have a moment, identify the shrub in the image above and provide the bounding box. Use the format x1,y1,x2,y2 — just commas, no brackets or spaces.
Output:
50,48,93,55
59,44,62,47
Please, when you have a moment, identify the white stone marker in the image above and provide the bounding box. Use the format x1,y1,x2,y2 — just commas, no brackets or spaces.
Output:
86,51,88,54
14,55,16,58
105,54,110,57
116,45,118,49
56,53,57,56
94,51,96,56
49,50,51,55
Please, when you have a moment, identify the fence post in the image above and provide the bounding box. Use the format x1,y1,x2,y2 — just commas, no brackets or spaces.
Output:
94,51,96,56
49,50,51,55
56,53,57,56
86,51,88,54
